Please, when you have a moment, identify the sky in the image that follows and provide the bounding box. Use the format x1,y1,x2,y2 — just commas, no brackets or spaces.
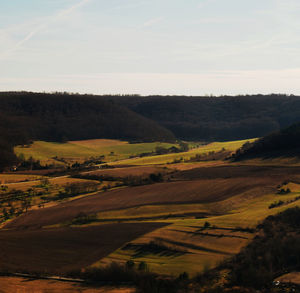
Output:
1,0,300,95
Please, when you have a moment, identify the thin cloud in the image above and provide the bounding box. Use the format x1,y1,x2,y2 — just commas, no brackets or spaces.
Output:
0,0,91,60
143,17,164,27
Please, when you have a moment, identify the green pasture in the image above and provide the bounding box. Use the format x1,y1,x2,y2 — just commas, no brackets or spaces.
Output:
14,139,179,166
113,139,256,166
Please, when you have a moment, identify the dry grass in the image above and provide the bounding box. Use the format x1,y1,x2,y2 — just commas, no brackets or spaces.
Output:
0,174,42,184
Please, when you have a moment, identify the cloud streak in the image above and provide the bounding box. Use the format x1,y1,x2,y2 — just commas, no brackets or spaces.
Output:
0,0,91,60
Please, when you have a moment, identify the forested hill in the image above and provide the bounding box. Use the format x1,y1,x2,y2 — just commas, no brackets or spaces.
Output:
0,92,175,169
107,94,300,141
233,122,300,160
1,92,300,169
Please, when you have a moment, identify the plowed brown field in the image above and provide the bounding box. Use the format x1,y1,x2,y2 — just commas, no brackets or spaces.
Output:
0,277,135,293
5,176,276,229
0,223,166,274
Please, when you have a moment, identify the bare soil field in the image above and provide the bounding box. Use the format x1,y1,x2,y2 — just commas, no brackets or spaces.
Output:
0,223,166,274
5,175,277,229
173,164,300,181
0,277,135,293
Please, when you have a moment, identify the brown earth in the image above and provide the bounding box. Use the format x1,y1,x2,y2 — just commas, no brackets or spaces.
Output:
0,223,166,274
172,164,300,181
5,175,277,229
0,277,135,293
5,173,277,229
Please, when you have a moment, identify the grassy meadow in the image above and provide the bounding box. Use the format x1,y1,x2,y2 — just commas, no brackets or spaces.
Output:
14,139,179,166
112,139,256,166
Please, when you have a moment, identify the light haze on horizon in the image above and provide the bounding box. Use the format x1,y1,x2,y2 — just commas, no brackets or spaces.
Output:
1,0,300,95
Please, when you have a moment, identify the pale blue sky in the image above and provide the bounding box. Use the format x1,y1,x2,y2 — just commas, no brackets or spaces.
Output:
1,0,300,95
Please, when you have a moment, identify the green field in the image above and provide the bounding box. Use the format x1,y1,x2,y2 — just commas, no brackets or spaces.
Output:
14,139,179,166
112,139,256,166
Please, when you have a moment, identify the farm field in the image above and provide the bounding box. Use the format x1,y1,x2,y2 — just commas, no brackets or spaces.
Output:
3,166,300,276
4,171,282,229
0,277,135,293
2,137,300,280
112,139,256,166
0,223,166,274
14,139,179,166
0,174,42,184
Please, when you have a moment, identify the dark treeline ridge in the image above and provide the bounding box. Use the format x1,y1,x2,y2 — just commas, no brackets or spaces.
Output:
233,122,300,160
0,92,175,170
107,94,300,141
1,92,300,169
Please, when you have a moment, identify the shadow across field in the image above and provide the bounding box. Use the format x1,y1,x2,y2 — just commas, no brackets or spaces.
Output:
122,240,188,258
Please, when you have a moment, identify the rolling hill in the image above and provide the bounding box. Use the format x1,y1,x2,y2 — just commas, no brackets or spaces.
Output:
233,122,300,160
0,92,175,169
108,94,300,141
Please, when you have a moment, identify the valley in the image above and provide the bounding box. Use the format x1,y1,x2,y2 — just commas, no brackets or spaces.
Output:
1,137,300,288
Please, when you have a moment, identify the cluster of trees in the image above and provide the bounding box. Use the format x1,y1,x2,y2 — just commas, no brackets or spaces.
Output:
57,181,99,199
224,207,300,290
186,149,230,162
122,173,164,186
74,172,164,188
0,188,34,222
17,154,48,170
67,261,190,293
269,196,300,209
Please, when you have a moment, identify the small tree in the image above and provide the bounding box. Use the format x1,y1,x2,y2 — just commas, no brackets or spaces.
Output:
126,260,135,270
9,205,15,217
138,261,148,271
204,221,211,229
2,208,9,220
